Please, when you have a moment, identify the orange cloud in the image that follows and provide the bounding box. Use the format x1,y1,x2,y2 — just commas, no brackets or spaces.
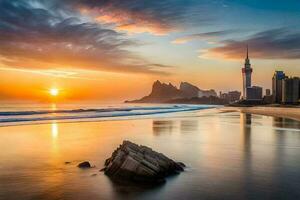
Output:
81,7,176,35
199,47,242,60
172,31,235,44
73,0,212,36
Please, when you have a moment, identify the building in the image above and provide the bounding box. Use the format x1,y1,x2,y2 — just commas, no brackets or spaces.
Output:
263,89,272,104
282,77,299,104
198,89,217,98
240,46,263,101
272,71,286,103
266,89,271,96
242,46,253,99
246,86,263,100
220,91,241,103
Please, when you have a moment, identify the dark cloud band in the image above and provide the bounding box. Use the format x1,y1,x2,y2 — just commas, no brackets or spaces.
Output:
202,28,300,59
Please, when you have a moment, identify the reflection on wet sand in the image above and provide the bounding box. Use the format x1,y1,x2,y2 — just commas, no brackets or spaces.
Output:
108,179,166,200
271,116,300,198
241,113,252,126
152,120,174,135
51,122,58,139
240,113,253,197
273,117,300,129
1,110,300,200
152,119,199,136
180,120,199,133
242,113,252,150
240,113,252,164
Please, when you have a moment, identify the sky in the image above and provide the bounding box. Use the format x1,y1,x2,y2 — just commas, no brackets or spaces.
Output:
0,0,300,102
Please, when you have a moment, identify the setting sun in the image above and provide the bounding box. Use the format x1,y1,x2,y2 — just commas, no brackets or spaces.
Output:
50,88,59,96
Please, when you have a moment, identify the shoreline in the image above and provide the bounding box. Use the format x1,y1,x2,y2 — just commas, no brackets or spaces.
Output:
0,105,216,128
1,104,299,127
222,106,300,121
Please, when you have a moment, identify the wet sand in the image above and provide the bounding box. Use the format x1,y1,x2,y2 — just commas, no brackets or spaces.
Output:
223,106,300,121
1,109,300,200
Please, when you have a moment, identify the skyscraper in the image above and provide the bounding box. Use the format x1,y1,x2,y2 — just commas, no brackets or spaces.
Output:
246,86,263,100
272,71,286,103
242,46,252,99
282,77,299,104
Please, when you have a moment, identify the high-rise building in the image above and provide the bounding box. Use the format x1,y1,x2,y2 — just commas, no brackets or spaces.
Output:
282,77,299,104
246,86,263,100
272,71,286,103
263,89,272,104
242,46,252,99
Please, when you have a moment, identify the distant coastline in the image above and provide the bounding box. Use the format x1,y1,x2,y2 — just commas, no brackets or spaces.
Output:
125,80,229,105
127,96,228,105
222,106,300,121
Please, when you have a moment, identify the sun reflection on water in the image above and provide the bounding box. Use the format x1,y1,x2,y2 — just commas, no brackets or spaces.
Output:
51,122,58,139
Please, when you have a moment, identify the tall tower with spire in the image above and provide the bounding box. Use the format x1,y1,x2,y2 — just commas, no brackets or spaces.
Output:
242,45,253,99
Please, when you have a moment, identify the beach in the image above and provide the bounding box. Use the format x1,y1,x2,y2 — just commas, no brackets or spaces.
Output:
223,106,300,121
1,105,300,200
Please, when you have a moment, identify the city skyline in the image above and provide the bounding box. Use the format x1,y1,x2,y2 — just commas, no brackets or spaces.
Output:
0,0,300,102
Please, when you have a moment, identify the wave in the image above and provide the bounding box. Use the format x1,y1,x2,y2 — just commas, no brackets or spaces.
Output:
0,106,183,116
0,105,216,125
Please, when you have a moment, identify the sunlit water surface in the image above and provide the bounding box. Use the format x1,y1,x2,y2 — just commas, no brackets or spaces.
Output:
1,108,300,200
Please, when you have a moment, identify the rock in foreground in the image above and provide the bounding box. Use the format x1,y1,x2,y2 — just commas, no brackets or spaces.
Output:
103,141,185,183
78,161,91,168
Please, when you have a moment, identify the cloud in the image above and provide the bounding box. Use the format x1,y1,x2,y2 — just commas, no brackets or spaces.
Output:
0,0,174,75
70,0,213,35
201,28,300,59
172,30,235,44
0,67,103,81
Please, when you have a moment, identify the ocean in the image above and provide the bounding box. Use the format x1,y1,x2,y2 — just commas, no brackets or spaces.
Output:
0,103,300,200
0,103,216,126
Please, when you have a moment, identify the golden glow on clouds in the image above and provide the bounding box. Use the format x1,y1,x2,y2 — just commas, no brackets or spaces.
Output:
171,32,222,45
199,48,248,60
85,7,175,35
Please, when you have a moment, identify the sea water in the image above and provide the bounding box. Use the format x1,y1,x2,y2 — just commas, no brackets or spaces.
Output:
0,103,300,200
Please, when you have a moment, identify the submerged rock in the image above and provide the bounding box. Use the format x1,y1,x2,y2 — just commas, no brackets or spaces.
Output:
78,161,91,168
102,140,184,183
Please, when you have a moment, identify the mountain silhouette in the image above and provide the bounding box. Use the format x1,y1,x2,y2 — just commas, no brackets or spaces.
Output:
125,80,218,103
